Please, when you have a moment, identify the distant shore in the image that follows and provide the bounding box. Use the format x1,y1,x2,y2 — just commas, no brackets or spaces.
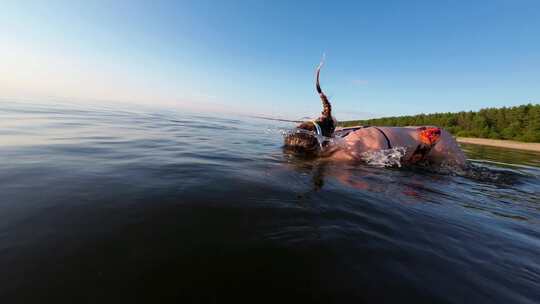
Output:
457,137,540,152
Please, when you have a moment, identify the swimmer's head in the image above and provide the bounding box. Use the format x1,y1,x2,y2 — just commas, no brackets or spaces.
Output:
283,129,321,155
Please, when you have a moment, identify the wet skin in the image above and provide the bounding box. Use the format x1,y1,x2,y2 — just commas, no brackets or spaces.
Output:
328,126,467,167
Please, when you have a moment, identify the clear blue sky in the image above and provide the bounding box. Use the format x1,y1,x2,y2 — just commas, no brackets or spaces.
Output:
1,0,539,119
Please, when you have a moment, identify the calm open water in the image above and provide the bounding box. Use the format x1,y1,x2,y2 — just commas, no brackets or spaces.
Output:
1,102,539,303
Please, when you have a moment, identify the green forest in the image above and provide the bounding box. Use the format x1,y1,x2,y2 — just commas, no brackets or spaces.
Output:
340,104,540,142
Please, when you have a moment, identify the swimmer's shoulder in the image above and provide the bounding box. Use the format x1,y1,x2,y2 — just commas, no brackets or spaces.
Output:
346,126,383,138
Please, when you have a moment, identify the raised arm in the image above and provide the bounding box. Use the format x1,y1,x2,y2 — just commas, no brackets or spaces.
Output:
314,63,336,137
316,64,332,119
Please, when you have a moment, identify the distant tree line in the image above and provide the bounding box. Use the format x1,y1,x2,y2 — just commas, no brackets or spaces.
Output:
340,104,540,142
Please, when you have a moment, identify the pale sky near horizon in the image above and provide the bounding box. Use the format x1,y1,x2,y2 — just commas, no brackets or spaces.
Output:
1,0,539,120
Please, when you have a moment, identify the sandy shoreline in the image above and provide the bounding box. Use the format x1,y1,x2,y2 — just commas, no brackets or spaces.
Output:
457,137,540,152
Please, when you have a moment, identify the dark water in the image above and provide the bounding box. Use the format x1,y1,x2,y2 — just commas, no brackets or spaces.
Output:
1,102,539,303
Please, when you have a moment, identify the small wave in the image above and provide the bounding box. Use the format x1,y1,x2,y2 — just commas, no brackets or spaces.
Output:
468,159,540,172
460,162,528,185
412,160,527,185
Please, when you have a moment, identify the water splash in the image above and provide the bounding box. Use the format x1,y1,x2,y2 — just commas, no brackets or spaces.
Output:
360,147,407,167
316,52,326,72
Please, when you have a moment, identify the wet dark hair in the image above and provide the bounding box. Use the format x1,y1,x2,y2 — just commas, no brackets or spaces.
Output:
283,130,320,155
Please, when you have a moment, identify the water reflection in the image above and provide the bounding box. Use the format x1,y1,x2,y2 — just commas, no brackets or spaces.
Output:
1,102,539,303
461,143,540,168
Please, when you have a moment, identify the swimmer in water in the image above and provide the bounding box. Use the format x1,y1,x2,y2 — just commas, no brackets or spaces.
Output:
284,63,467,167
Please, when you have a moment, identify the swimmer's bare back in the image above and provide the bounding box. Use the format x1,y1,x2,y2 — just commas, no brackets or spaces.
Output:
329,126,466,167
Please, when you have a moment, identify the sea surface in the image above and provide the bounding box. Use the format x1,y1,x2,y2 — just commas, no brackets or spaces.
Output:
1,102,539,303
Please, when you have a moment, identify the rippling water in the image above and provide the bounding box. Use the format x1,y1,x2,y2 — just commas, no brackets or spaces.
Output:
1,102,539,303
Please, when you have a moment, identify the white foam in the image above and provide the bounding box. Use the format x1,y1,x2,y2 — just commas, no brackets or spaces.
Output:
359,147,407,168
